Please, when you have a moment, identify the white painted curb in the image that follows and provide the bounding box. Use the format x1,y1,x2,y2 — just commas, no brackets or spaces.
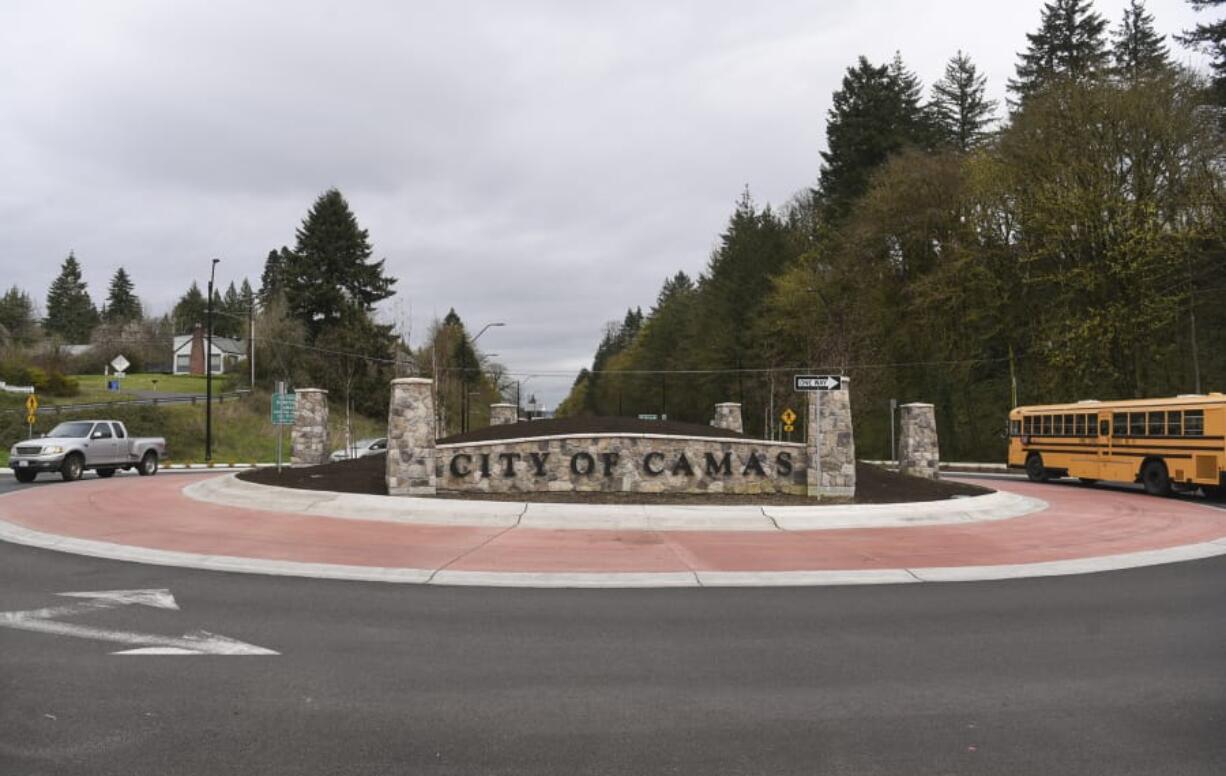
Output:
183,472,1047,532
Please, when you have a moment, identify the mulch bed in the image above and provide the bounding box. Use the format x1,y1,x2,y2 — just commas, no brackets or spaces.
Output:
240,453,990,505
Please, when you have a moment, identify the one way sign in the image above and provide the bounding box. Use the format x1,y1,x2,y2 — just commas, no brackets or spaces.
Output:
794,374,843,392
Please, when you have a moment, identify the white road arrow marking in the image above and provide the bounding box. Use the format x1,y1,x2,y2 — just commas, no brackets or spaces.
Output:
0,589,277,656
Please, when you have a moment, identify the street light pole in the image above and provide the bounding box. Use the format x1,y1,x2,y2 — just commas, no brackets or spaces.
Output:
205,258,220,463
463,321,505,433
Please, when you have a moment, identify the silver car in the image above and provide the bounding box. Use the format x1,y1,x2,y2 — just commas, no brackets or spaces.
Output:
329,437,388,463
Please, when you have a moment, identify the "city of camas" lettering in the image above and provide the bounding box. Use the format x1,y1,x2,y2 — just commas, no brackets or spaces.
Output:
447,450,794,479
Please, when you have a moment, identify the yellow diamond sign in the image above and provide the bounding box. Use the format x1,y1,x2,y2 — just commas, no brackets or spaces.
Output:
780,408,797,426
25,394,38,413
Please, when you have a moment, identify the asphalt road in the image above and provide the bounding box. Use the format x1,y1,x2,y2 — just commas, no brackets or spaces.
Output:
1,473,1224,775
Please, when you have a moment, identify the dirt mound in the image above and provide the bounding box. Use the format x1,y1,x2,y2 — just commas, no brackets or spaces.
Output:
436,416,747,445
239,454,990,504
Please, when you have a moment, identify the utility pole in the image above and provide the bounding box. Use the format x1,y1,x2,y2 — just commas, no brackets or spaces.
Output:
205,258,220,463
248,304,255,388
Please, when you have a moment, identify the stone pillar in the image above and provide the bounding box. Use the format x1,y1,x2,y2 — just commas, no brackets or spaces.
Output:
712,402,743,433
490,403,517,426
290,388,329,466
387,378,437,496
898,403,940,479
806,380,855,498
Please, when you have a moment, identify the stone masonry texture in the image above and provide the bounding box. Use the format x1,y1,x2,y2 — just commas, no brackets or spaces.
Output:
290,388,329,466
489,403,517,426
712,403,744,433
898,402,940,479
386,378,438,495
806,381,856,498
437,435,808,495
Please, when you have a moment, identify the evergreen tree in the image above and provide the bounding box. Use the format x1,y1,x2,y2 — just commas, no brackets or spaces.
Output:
817,55,933,222
216,281,242,338
0,286,37,343
102,267,142,324
930,51,998,150
1177,0,1226,104
1113,0,1171,81
43,252,99,342
172,281,207,334
258,247,291,305
239,278,256,311
1009,0,1110,103
282,189,396,338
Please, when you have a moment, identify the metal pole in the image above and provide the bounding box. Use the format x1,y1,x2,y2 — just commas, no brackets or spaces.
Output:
206,258,219,463
889,398,897,467
249,304,255,388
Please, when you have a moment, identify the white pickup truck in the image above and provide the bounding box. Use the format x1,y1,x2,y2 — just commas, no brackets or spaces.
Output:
8,420,166,483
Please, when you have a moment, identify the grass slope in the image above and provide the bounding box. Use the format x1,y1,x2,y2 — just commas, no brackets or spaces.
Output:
1,389,384,466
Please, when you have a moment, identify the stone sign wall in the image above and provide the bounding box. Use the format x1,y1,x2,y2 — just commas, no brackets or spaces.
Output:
384,378,857,498
898,402,940,479
806,380,855,497
437,434,807,495
386,378,438,495
290,388,329,466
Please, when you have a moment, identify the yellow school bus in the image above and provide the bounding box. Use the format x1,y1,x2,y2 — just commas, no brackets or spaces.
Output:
1008,393,1226,497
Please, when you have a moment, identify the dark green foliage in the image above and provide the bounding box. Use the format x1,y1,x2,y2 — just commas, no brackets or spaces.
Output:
930,51,998,150
102,267,142,324
281,189,396,339
259,247,291,305
1009,0,1110,103
43,253,99,342
1177,0,1226,104
1113,0,1171,81
817,54,934,223
171,281,208,334
311,303,396,417
0,286,37,344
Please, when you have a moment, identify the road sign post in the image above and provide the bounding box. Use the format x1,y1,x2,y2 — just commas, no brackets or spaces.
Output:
25,394,38,438
271,382,297,473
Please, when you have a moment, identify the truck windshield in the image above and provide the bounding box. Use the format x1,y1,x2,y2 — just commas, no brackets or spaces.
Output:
46,422,95,438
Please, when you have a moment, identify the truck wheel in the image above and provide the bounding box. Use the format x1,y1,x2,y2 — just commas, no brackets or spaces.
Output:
13,469,36,484
1141,460,1171,497
60,454,84,482
1025,454,1047,483
96,468,116,478
137,451,159,476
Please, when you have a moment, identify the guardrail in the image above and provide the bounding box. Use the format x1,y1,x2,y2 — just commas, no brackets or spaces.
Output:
1,390,252,416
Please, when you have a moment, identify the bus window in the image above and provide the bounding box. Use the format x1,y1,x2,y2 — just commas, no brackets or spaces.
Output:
1130,413,1146,436
1042,416,1052,435
1113,413,1127,436
1167,411,1181,436
1074,415,1085,436
1054,416,1064,435
1063,414,1074,434
1148,411,1165,436
1099,419,1110,437
1185,410,1204,436
1011,419,1020,435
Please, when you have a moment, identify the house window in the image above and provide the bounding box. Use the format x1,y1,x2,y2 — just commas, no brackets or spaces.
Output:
209,355,221,373
176,354,191,372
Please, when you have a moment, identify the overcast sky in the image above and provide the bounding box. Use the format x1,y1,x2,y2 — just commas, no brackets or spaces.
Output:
0,0,1211,405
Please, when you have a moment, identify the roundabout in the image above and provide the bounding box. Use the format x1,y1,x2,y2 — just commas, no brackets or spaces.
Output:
0,470,1222,587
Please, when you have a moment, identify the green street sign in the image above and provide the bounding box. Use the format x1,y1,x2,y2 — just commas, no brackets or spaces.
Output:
271,393,297,425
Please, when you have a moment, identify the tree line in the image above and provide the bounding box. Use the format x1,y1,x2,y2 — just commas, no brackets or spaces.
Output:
557,0,1226,461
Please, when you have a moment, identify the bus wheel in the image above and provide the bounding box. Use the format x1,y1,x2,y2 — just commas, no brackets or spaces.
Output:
1141,461,1171,497
1078,478,1098,486
1025,454,1047,483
